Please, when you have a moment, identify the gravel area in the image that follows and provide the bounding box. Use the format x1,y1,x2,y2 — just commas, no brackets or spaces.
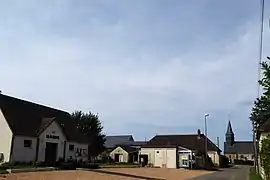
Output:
0,168,213,180
1,171,139,180
102,168,213,180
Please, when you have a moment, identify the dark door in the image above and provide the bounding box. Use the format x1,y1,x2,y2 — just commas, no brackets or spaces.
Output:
114,154,120,162
45,142,58,165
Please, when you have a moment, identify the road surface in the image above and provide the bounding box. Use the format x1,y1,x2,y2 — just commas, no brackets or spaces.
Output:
191,165,250,180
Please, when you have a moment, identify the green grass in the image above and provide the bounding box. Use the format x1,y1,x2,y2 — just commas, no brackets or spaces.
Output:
0,168,8,174
250,167,263,180
97,162,140,168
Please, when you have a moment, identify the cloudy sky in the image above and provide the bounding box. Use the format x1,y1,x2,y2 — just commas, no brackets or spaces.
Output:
0,0,269,149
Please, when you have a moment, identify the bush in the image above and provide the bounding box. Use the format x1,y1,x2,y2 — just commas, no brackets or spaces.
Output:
80,163,100,169
234,159,254,165
219,155,229,168
57,162,77,170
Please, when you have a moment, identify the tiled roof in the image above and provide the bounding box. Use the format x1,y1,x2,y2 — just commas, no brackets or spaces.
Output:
142,134,221,152
105,135,134,148
224,141,255,154
120,145,138,153
129,141,148,147
0,93,89,144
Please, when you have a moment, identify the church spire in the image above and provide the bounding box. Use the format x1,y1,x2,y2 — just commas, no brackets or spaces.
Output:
226,120,233,134
225,116,235,146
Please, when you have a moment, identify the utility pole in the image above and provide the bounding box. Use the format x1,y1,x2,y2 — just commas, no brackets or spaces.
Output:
254,0,265,174
217,137,219,149
204,113,209,169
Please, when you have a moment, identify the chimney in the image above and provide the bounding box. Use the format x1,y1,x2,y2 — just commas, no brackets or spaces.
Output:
197,129,201,139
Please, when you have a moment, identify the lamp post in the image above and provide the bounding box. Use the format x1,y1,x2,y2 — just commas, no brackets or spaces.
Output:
204,113,209,168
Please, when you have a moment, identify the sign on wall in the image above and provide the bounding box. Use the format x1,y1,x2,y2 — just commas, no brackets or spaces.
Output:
46,134,60,140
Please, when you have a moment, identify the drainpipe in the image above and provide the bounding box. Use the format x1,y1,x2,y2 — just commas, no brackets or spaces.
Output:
63,141,66,161
35,138,40,162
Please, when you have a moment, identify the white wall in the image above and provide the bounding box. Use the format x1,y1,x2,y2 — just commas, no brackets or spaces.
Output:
0,110,13,163
259,132,269,180
65,142,88,162
11,136,37,163
110,146,129,163
140,148,177,168
38,121,67,162
208,151,220,165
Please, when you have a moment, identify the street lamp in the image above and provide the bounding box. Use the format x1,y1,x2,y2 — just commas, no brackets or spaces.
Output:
204,113,209,168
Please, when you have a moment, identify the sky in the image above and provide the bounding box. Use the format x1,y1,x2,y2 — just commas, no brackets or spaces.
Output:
0,0,270,151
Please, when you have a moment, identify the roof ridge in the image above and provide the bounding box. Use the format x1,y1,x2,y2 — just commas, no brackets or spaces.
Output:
0,94,70,115
106,135,133,137
157,133,204,136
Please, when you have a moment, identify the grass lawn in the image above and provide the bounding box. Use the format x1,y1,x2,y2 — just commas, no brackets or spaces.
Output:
250,167,263,180
98,162,140,168
0,169,8,174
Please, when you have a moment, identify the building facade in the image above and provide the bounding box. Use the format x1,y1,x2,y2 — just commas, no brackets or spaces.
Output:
0,93,89,164
140,130,221,169
224,121,254,163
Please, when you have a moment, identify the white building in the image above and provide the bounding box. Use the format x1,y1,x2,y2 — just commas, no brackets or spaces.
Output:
140,130,221,169
0,93,89,164
258,120,270,180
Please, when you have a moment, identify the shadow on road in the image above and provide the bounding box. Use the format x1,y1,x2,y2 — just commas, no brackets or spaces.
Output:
190,165,250,180
81,169,165,180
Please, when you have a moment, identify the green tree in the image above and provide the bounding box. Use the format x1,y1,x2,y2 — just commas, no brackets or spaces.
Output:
71,110,106,160
250,59,270,127
260,134,270,179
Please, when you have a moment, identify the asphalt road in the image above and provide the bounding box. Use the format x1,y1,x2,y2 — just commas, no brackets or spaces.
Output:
191,165,250,180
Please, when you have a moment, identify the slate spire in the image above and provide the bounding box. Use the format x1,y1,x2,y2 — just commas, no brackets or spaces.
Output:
225,120,235,146
226,120,233,134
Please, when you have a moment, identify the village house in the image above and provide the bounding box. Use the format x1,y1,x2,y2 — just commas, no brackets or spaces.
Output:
140,130,221,169
257,119,270,179
0,93,89,165
105,135,147,163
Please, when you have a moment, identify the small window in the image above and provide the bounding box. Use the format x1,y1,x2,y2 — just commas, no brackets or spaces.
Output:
76,148,82,156
69,145,74,151
24,140,32,148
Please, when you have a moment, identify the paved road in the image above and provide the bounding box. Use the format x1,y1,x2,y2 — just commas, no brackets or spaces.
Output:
191,165,250,180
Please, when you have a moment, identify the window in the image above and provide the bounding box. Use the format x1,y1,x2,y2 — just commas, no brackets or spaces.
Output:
76,148,82,156
69,145,74,151
24,140,32,148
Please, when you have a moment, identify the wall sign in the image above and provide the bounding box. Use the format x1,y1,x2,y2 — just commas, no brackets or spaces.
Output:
46,134,60,139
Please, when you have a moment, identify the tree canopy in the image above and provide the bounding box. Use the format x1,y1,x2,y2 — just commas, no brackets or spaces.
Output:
250,58,270,127
71,110,106,159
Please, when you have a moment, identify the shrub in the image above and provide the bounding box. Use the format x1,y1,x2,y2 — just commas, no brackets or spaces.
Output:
80,163,100,169
34,161,47,167
57,162,77,170
234,159,254,165
219,155,229,168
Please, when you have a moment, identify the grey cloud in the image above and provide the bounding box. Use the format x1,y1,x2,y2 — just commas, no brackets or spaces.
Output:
0,0,269,144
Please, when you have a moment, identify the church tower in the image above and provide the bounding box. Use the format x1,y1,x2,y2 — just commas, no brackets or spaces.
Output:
225,120,235,146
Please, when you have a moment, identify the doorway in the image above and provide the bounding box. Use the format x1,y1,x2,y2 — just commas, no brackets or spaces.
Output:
114,154,124,162
45,142,58,165
139,154,148,167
